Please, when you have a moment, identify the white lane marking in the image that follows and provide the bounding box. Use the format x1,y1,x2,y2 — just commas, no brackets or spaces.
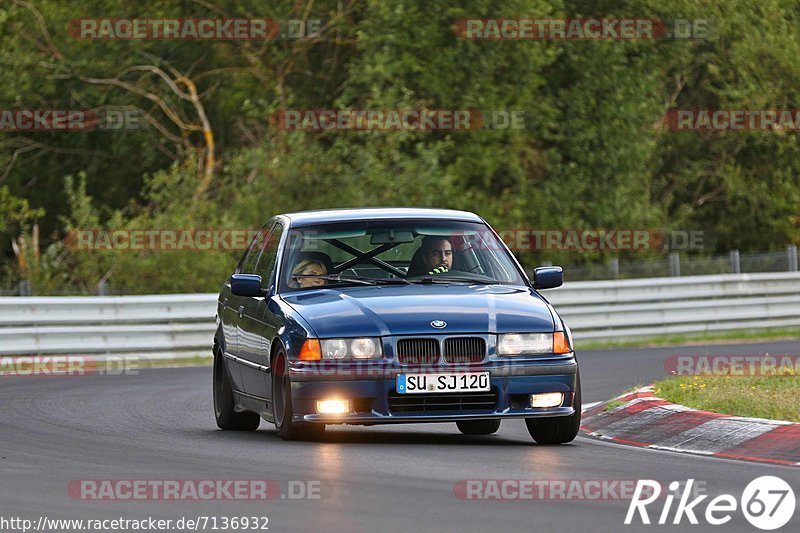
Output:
582,401,602,411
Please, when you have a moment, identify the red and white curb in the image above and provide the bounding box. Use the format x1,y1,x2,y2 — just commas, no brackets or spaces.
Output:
580,386,800,467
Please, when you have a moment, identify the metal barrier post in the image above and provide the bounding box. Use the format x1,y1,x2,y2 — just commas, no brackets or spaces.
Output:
788,245,798,272
730,249,741,274
18,280,31,296
668,252,681,277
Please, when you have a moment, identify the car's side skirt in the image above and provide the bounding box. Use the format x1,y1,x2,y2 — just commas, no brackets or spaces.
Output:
232,390,273,422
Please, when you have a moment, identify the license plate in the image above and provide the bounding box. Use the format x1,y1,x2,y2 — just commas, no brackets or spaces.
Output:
396,372,490,394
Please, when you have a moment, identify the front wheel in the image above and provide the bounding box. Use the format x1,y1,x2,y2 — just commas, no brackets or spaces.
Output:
525,373,581,444
272,350,325,441
456,419,501,435
213,349,260,431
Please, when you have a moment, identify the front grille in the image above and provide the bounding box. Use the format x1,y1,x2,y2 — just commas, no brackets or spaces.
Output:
388,389,498,413
444,337,486,364
396,338,440,365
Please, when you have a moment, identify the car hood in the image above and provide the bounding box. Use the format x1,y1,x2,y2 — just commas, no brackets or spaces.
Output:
280,284,555,337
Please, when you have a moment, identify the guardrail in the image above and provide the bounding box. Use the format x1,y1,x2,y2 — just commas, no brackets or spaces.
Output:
2,272,799,359
544,272,800,339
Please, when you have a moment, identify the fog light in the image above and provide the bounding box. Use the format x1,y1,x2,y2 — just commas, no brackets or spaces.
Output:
529,393,564,408
316,399,351,415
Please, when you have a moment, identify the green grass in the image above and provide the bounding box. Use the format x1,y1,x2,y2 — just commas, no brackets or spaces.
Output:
133,355,213,368
653,374,800,422
576,327,800,351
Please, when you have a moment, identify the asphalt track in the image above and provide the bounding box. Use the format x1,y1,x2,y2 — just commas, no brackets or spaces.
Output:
1,341,798,532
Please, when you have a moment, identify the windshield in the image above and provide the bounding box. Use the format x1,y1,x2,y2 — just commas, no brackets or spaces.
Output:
280,219,528,291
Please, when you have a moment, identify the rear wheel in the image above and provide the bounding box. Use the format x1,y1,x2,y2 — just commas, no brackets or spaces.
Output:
272,350,325,441
525,373,581,444
456,419,501,435
213,348,260,431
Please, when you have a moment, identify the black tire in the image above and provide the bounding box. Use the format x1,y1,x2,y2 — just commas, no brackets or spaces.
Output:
525,372,581,444
272,350,325,441
213,348,260,431
456,419,501,435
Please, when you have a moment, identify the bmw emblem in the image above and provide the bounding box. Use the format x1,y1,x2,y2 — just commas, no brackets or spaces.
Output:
430,320,447,329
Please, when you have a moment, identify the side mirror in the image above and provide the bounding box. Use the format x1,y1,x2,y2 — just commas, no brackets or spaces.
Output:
533,266,563,290
230,274,264,297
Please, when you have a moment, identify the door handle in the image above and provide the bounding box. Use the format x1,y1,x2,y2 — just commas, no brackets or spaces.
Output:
238,305,244,318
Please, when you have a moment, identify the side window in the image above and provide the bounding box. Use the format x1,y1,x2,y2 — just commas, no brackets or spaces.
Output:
238,224,272,274
254,222,284,287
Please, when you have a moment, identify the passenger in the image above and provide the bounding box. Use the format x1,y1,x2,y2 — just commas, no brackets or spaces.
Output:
421,236,453,275
290,259,328,288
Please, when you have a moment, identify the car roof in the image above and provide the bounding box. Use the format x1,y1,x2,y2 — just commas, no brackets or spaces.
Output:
280,207,484,227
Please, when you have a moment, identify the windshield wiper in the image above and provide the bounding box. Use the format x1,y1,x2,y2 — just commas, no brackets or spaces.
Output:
411,276,498,285
294,274,410,286
293,274,376,285
344,275,412,285
368,277,412,285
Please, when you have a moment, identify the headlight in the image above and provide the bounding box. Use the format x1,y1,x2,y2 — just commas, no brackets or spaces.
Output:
320,339,348,359
320,338,382,359
497,333,553,355
350,338,380,359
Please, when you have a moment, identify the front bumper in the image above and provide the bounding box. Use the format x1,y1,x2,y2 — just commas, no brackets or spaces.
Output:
288,357,578,424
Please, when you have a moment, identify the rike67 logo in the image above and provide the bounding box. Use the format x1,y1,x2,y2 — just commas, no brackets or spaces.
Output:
626,477,795,530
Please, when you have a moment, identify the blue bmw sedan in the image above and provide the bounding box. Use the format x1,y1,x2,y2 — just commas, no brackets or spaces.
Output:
213,208,580,443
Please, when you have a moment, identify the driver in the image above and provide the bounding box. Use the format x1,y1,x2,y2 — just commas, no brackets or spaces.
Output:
421,236,453,275
290,259,328,288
